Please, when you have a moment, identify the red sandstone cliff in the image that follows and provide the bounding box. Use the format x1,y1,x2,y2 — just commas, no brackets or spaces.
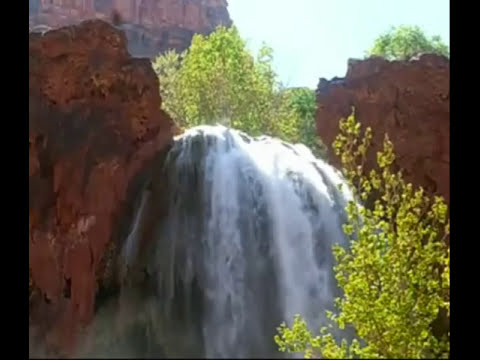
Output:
29,19,174,356
29,0,232,58
316,54,450,204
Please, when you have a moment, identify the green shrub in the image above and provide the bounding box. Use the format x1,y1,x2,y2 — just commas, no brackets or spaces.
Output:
367,25,449,60
275,112,450,358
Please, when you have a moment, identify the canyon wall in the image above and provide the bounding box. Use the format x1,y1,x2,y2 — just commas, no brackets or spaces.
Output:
29,0,232,58
316,54,450,204
29,19,174,356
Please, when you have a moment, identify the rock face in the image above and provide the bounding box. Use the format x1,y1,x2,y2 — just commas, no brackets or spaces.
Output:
29,19,174,356
29,0,232,58
316,54,450,204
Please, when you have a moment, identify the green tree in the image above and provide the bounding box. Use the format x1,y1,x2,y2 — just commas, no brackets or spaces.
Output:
153,26,282,136
152,26,324,153
367,25,449,60
284,87,327,158
275,112,450,359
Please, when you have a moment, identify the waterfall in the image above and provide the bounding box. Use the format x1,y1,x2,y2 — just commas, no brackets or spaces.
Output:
113,125,354,358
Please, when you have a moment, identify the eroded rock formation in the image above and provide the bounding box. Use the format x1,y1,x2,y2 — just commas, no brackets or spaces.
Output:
29,0,232,58
29,19,174,356
316,54,450,204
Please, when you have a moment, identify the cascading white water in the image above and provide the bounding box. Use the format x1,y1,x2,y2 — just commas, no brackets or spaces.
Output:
122,125,354,358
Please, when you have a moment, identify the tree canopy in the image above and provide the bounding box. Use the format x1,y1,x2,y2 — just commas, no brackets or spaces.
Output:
153,26,326,156
153,26,281,134
366,25,449,60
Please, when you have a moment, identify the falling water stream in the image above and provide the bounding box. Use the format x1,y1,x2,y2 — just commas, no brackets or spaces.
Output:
80,125,354,358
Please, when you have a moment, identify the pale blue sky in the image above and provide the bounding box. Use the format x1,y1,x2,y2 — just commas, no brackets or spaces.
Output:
228,0,450,88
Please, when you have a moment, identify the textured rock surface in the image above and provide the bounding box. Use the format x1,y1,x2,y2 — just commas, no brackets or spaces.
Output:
29,0,232,58
316,54,450,204
29,19,173,356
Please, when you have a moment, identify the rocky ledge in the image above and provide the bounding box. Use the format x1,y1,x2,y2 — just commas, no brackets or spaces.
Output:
316,54,450,204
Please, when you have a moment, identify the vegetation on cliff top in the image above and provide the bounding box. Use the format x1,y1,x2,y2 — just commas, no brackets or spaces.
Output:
367,25,449,60
153,26,326,158
275,112,450,358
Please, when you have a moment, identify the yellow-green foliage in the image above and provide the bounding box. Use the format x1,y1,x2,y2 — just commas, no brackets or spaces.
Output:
153,26,280,134
153,26,325,156
275,112,450,359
